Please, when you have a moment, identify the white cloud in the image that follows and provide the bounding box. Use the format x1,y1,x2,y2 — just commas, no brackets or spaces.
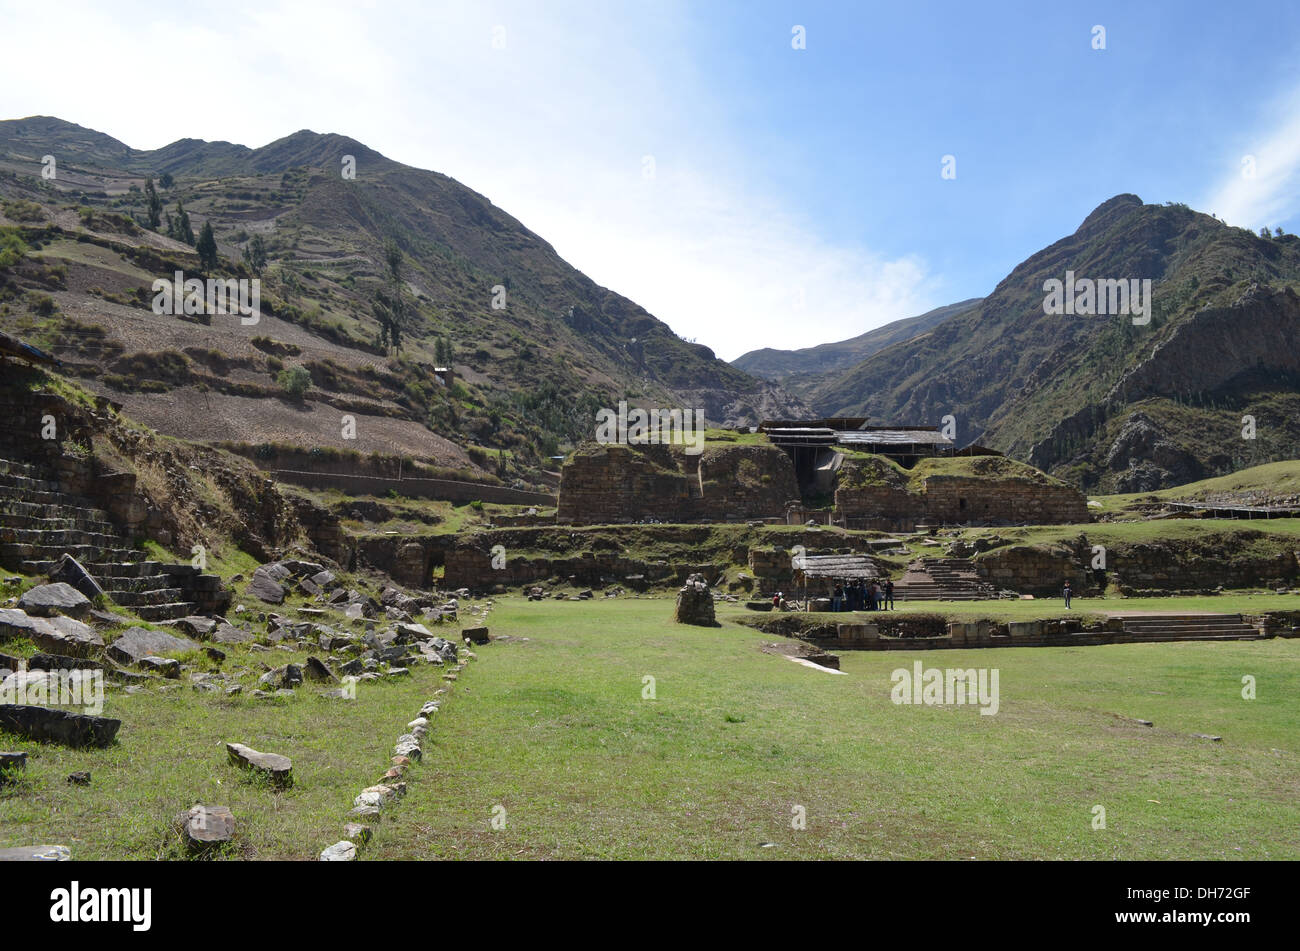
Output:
0,0,933,360
1199,87,1300,232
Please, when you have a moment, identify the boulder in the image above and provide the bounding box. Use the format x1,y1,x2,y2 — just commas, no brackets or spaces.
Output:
18,583,92,620
303,656,337,683
48,554,105,602
462,626,490,645
107,627,198,666
172,616,218,639
312,570,337,589
180,804,235,852
225,742,293,787
320,841,357,861
246,570,285,605
342,822,371,846
139,656,181,678
0,705,120,748
210,623,253,644
258,664,303,689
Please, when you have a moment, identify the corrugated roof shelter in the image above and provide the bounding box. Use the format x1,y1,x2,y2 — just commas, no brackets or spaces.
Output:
792,553,881,581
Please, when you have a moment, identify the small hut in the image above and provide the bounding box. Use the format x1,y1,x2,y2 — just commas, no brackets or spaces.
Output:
792,553,882,607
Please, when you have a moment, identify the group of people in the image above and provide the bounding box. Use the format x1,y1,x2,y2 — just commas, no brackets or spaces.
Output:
831,578,894,612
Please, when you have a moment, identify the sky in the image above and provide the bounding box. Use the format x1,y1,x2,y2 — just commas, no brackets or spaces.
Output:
2,0,1299,360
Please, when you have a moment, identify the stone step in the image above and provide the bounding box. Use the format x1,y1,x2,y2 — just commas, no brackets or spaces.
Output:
0,512,121,535
0,527,126,549
134,602,202,622
1,543,139,564
0,471,60,493
106,587,186,607
0,499,117,524
0,457,48,480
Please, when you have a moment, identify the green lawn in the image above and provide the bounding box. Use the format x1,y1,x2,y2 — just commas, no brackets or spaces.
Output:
364,597,1300,860
0,645,461,860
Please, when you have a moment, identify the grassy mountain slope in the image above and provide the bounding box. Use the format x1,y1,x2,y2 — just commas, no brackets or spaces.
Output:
0,116,806,486
810,195,1300,491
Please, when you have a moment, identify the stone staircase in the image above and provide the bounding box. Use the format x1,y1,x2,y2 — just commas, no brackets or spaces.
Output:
0,455,229,621
1115,614,1263,643
893,557,996,601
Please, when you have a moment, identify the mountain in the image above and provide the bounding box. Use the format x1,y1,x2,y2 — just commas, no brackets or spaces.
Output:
809,194,1300,492
0,116,808,484
732,297,982,381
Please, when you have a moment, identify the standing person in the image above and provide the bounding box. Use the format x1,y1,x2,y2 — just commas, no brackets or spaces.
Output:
773,591,781,609
885,578,895,610
832,583,843,612
1063,579,1072,609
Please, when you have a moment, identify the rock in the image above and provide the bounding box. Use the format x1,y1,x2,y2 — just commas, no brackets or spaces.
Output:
11,615,104,658
225,685,243,697
395,621,433,641
320,841,357,861
258,664,303,689
66,771,90,785
18,583,91,620
172,616,217,639
246,570,285,605
107,627,198,666
348,804,381,819
0,845,71,861
462,626,490,645
298,577,323,597
312,570,337,589
180,804,235,852
385,667,410,678
393,735,421,761
48,554,105,602
353,784,398,810
343,822,371,846
0,705,120,748
259,562,292,582
0,751,26,782
303,656,337,683
673,573,718,626
1191,733,1223,741
138,656,181,678
210,623,252,645
203,646,226,663
225,742,293,787
344,603,364,620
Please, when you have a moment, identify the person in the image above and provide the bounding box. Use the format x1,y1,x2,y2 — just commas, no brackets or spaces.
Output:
1063,579,1072,609
884,578,895,610
832,583,843,612
773,591,781,609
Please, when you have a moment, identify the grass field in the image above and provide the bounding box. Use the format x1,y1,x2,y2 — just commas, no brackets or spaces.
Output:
3,595,1296,860
362,598,1300,861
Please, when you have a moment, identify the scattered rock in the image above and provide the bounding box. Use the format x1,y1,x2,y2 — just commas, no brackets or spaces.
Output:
66,771,90,786
0,705,120,748
246,570,286,605
48,554,105,602
343,822,371,846
180,804,235,852
320,841,357,861
225,742,293,787
172,616,218,639
17,583,92,620
462,626,490,645
107,627,198,666
0,751,26,782
303,656,337,683
139,656,181,678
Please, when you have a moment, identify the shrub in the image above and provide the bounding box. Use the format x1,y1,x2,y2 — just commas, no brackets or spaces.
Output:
276,364,312,399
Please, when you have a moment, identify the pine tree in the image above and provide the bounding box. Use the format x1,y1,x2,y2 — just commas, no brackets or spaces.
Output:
242,234,267,275
144,177,162,230
196,221,219,270
174,200,194,245
372,239,409,354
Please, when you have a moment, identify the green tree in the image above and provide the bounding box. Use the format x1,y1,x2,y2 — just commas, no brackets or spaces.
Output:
170,200,194,245
144,177,162,230
276,364,312,400
159,172,174,189
242,234,268,274
196,221,219,269
372,238,410,354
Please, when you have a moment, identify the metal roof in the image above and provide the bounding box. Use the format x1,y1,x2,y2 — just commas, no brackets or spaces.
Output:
836,428,954,447
792,553,881,579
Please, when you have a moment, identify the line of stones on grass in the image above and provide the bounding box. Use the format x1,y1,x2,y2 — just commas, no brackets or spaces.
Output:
319,614,488,861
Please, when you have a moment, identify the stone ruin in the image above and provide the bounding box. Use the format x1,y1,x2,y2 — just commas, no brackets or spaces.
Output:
673,573,718,627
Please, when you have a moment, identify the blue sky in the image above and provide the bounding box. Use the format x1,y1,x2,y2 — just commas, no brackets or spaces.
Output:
2,0,1299,358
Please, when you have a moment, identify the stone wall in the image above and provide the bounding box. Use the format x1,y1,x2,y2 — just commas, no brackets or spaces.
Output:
835,474,1089,531
557,443,799,525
